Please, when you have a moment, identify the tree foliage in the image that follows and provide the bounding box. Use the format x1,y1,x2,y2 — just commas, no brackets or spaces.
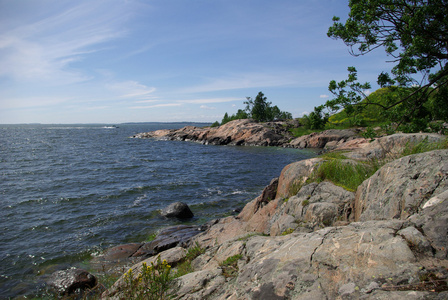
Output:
244,91,292,122
214,91,292,126
326,0,448,132
301,105,329,130
220,109,249,125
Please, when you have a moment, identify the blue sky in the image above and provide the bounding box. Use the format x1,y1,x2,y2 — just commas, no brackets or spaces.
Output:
0,0,391,124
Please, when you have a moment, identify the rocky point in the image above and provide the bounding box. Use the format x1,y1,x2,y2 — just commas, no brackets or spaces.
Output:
94,125,448,299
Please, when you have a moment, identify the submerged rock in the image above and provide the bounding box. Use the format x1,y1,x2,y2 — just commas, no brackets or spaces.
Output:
160,201,194,219
133,225,203,257
100,243,143,261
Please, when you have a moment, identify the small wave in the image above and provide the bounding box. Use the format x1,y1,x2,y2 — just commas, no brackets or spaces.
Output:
231,190,248,195
130,194,147,208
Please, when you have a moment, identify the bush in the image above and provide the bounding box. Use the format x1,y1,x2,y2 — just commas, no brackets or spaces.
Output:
122,255,172,300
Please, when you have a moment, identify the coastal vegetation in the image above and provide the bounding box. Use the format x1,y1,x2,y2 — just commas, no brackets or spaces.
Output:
219,254,243,278
211,91,292,127
213,0,448,137
173,242,205,278
319,0,448,133
300,136,448,195
122,256,172,300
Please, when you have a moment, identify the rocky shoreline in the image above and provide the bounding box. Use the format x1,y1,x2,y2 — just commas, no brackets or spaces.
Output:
131,119,361,150
46,121,448,299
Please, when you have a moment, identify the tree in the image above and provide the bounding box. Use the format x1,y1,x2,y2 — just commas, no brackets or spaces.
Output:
244,91,292,122
214,92,292,126
244,92,272,122
326,0,448,131
302,105,329,130
221,112,231,125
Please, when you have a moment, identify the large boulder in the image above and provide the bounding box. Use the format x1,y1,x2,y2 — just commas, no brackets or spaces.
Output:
46,268,97,295
342,133,445,160
175,220,448,299
160,202,194,219
270,181,355,235
275,157,322,199
409,189,448,259
354,149,448,222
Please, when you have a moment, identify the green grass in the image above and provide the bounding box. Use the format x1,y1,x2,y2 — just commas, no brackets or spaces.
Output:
289,127,321,138
237,232,268,241
220,254,243,278
174,242,205,278
401,137,448,157
288,179,306,197
146,232,157,242
310,159,378,192
318,151,349,160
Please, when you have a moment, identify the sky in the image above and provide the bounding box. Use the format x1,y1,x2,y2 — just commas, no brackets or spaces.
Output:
0,0,392,124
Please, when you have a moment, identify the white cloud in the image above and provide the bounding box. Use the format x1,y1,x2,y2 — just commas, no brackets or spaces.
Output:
108,81,157,100
130,103,182,109
183,71,329,93
320,94,329,98
200,105,216,110
177,97,242,104
0,1,129,84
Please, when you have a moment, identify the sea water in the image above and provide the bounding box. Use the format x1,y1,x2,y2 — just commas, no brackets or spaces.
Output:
0,123,316,297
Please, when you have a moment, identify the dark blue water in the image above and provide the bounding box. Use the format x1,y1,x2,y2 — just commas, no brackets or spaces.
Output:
0,123,316,298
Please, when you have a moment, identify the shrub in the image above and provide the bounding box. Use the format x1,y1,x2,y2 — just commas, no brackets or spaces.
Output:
122,255,172,300
281,228,295,235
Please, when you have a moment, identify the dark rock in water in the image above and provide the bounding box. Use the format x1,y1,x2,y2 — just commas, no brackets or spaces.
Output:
161,201,194,219
46,268,97,295
101,243,143,261
133,225,202,257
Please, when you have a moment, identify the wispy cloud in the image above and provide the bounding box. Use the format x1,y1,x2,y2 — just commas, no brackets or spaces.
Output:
0,1,129,84
130,103,182,109
200,105,216,110
183,71,329,93
320,94,329,98
177,97,242,104
108,80,157,100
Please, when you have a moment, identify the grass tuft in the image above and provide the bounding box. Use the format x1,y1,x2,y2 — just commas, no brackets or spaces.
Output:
401,137,448,157
174,242,205,278
220,254,243,278
311,159,378,192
